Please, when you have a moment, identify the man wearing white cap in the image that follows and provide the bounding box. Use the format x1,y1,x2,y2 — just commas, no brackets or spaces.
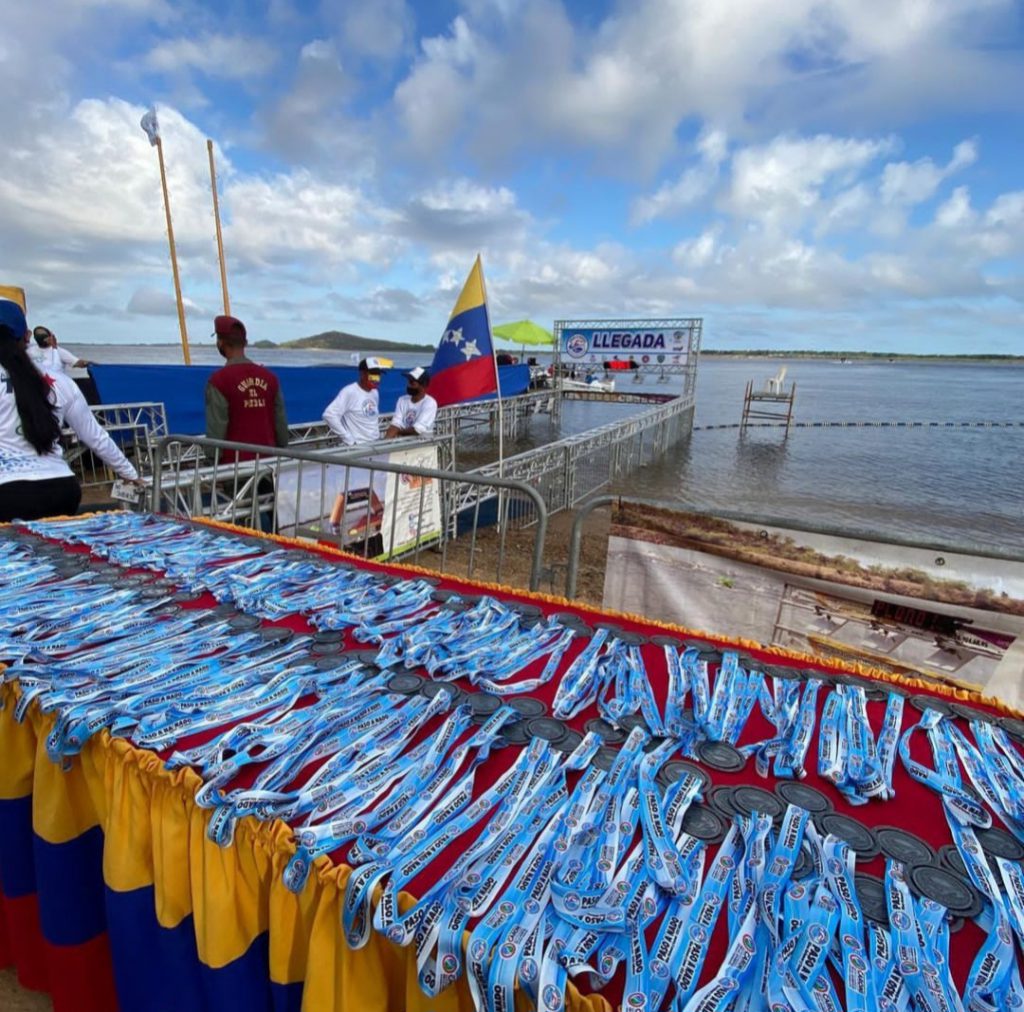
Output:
386,366,437,438
323,357,383,445
322,357,385,536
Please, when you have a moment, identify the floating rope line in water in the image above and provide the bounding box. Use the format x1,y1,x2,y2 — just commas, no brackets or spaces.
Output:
694,419,1024,431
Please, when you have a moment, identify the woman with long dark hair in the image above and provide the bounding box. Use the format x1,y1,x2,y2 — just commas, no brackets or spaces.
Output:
0,298,139,522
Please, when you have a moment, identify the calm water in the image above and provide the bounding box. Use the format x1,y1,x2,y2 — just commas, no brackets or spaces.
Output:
72,345,1024,553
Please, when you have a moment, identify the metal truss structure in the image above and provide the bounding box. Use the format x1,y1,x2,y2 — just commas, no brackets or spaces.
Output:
553,317,702,401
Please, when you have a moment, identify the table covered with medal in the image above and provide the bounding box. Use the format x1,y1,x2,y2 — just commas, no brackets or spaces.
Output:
1,512,1023,1012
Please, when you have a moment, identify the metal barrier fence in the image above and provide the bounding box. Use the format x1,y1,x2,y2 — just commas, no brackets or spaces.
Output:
564,495,1024,599
62,402,168,489
150,435,549,589
467,393,694,517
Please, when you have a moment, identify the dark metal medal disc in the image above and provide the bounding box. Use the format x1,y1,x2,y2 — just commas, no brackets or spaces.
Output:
315,656,349,671
593,745,620,771
697,650,722,665
552,612,592,634
976,826,1024,863
618,713,649,734
696,740,746,772
793,847,815,881
908,864,983,920
350,650,381,668
228,613,261,630
585,718,627,744
854,875,889,925
311,640,342,655
708,786,738,820
527,717,569,743
258,626,294,643
731,786,785,820
950,702,998,725
553,730,584,754
875,826,936,867
643,736,669,754
114,573,150,586
468,692,501,716
509,602,544,620
937,844,969,878
421,681,463,705
764,664,804,682
775,782,833,815
500,721,531,746
659,760,710,794
909,694,955,717
387,673,424,695
817,813,879,859
998,716,1024,743
431,589,456,602
312,629,343,645
651,635,685,649
172,590,204,603
509,696,547,718
681,804,726,844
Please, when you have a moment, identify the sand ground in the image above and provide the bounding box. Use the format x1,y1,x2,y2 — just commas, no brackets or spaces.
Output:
0,970,51,1011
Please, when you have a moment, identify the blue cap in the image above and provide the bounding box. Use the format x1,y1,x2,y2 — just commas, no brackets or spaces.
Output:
0,299,27,339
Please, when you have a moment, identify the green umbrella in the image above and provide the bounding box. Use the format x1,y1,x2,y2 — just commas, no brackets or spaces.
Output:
491,320,554,346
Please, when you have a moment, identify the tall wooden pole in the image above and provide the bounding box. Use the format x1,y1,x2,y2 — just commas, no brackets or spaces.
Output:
155,137,191,365
207,139,231,316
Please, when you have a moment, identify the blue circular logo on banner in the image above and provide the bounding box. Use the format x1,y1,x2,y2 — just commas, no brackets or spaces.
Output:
566,334,589,358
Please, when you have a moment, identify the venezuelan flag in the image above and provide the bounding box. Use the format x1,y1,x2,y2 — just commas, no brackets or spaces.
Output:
428,256,499,408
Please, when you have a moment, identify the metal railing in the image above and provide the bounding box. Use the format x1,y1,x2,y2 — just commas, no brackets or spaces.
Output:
564,495,1024,599
150,435,550,589
465,393,694,517
62,401,168,488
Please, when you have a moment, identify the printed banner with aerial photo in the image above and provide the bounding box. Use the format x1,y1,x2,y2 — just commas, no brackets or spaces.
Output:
275,444,442,559
603,502,1024,707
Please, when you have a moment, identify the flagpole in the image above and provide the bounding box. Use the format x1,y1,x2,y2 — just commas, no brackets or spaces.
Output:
478,255,504,476
154,137,191,365
207,139,231,316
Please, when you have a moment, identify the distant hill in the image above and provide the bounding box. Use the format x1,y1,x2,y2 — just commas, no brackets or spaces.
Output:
280,331,434,352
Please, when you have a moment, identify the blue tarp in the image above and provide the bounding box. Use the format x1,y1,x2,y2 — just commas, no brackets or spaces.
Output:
88,364,530,435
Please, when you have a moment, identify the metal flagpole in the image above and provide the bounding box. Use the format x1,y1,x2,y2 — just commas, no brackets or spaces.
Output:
206,139,231,316
141,106,191,365
478,255,504,476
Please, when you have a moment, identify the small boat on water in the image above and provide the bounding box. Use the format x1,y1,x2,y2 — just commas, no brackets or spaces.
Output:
561,375,616,393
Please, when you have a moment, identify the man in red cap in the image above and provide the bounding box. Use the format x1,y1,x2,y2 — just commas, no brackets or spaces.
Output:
205,315,289,461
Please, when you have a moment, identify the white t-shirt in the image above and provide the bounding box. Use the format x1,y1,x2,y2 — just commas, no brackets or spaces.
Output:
322,382,380,445
28,344,78,375
392,393,438,435
0,368,138,484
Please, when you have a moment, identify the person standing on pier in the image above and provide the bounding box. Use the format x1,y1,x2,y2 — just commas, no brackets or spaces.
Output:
322,357,386,534
0,298,140,522
28,326,90,374
205,315,289,462
386,367,437,438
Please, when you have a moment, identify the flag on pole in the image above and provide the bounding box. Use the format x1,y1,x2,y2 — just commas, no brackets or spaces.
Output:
140,106,160,146
429,256,500,408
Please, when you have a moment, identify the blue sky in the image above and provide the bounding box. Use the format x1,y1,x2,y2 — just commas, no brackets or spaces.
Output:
1,0,1022,353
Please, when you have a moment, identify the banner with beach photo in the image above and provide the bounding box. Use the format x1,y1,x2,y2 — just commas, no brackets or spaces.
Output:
275,444,442,558
602,502,1024,706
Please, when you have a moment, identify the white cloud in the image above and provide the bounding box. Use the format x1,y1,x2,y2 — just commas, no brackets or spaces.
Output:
145,33,279,79
631,129,729,225
392,0,1022,171
729,134,894,230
